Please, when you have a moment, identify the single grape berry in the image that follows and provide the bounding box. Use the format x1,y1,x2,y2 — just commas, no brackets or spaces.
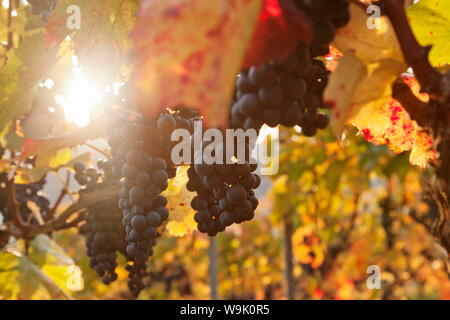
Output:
155,207,169,221
131,215,147,231
135,171,151,187
152,195,168,208
126,149,143,167
73,161,85,173
145,211,161,227
249,65,278,88
129,186,145,205
152,169,168,187
314,113,330,129
152,158,167,170
239,94,262,117
258,85,284,108
157,114,177,133
122,163,139,180
226,184,248,206
236,74,257,93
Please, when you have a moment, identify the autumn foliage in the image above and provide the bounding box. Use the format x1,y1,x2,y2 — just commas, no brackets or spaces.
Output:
0,0,450,300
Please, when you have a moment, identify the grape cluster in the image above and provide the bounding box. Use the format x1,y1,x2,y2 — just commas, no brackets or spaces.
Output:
0,173,50,226
15,181,51,223
75,161,125,285
109,111,198,180
27,0,58,22
187,141,260,236
0,145,50,245
125,262,149,297
122,192,168,297
231,44,330,136
108,118,176,297
107,109,199,297
294,0,350,56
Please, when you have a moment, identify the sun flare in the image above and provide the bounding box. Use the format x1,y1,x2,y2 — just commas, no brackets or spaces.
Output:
55,57,103,127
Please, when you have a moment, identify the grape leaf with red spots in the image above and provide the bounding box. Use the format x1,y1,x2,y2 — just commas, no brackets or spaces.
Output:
325,4,436,167
129,0,263,128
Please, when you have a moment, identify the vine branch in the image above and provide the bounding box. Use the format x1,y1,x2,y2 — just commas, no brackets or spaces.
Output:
380,0,442,96
84,142,110,158
6,178,29,231
54,212,86,231
392,77,432,127
8,184,119,238
48,171,72,220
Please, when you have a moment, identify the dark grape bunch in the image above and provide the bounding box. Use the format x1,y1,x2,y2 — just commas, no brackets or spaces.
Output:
118,149,169,297
109,110,198,180
107,109,199,297
75,160,125,285
108,118,176,297
294,0,351,56
27,0,58,22
150,109,199,172
122,192,169,297
231,43,330,136
0,146,51,247
187,141,260,236
0,173,50,227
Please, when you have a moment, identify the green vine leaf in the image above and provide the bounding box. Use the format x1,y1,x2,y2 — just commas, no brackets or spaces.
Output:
0,249,73,299
408,0,450,67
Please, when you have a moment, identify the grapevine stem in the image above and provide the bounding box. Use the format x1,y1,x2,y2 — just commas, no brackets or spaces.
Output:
380,0,442,96
48,172,71,220
84,142,110,158
392,77,432,127
8,184,119,238
6,178,30,232
283,218,295,300
54,212,86,231
56,170,76,204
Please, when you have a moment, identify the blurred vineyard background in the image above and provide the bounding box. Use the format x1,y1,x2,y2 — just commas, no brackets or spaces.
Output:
1,126,449,300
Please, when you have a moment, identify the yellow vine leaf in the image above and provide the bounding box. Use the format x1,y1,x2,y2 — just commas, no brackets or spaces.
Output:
324,51,366,134
408,0,450,67
292,226,324,269
333,3,404,64
325,4,436,167
130,0,263,127
163,166,196,237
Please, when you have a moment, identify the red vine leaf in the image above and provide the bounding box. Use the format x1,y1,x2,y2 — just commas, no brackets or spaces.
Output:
242,0,312,69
